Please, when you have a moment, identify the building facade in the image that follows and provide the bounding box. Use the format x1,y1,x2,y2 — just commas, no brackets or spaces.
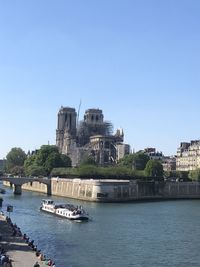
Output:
143,147,164,161
176,140,200,171
143,147,176,172
56,106,130,166
162,156,176,172
116,143,130,161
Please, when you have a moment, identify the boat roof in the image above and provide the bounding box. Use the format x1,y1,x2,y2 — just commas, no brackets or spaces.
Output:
42,199,54,203
42,199,80,210
55,203,75,209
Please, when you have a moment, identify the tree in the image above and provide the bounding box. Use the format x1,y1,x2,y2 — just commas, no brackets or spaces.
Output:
10,166,25,176
24,145,72,176
45,153,64,175
35,145,59,166
24,155,37,174
26,165,47,177
118,152,149,170
80,156,97,166
60,154,72,167
189,169,200,181
118,154,135,169
133,152,150,170
6,148,27,173
144,160,164,178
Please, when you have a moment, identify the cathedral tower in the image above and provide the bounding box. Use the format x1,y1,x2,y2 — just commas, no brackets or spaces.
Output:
84,109,104,125
56,106,77,153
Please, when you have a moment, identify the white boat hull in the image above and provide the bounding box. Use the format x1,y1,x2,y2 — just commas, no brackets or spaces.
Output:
40,200,89,221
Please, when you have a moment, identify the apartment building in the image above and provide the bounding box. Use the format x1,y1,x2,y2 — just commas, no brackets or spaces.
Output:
176,140,200,171
162,156,176,172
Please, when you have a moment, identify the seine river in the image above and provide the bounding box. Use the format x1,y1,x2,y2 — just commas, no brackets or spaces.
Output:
1,185,200,267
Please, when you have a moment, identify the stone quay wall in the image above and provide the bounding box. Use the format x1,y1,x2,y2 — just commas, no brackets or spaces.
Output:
4,178,200,202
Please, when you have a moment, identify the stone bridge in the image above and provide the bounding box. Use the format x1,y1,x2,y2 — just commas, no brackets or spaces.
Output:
0,176,51,195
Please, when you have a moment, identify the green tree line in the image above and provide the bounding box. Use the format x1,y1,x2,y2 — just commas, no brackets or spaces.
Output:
4,147,165,180
4,146,200,181
5,145,71,176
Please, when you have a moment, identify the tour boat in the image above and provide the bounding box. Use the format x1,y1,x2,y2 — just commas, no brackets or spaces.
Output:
40,199,89,221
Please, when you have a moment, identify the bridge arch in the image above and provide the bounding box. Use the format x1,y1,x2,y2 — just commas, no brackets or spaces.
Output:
21,180,52,196
0,177,52,195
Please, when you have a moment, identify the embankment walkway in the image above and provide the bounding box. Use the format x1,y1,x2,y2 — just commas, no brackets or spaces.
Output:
0,215,46,267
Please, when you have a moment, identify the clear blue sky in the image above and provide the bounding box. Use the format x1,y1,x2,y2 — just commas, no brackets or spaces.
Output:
0,0,200,159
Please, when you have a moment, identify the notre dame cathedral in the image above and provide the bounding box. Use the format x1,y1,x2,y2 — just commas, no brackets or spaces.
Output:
56,106,130,166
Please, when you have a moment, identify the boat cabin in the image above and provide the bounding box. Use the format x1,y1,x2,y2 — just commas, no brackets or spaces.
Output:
42,199,54,205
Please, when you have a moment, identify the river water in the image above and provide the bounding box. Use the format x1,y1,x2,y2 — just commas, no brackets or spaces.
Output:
1,185,200,267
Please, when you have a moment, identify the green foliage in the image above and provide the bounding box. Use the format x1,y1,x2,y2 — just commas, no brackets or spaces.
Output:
77,165,99,178
118,154,135,169
6,147,27,173
118,152,150,170
60,154,72,167
51,165,145,179
10,166,25,176
51,167,77,178
80,156,97,166
189,169,200,181
24,145,72,176
0,159,6,173
26,165,47,177
35,145,59,166
133,153,150,170
44,152,63,174
144,160,164,178
24,155,36,171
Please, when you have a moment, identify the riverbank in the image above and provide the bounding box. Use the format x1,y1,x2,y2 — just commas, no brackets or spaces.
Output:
3,177,200,202
0,215,46,267
20,179,200,202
